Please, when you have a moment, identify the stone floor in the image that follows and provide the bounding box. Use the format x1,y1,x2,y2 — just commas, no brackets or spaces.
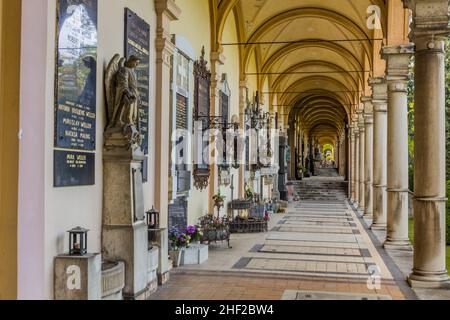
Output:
359,210,450,300
150,197,419,300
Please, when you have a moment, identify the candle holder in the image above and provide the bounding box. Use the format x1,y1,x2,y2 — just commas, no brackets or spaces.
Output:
68,226,89,256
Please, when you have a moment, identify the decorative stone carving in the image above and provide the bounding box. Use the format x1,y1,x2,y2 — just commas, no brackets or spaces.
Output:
102,55,149,299
104,54,143,150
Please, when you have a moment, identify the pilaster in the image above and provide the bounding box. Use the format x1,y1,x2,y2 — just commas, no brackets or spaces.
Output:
154,0,180,283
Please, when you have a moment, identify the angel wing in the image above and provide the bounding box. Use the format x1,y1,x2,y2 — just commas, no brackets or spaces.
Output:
104,54,125,124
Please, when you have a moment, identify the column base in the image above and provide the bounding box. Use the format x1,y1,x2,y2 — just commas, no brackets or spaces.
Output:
383,239,412,251
363,213,373,219
123,285,153,300
158,271,170,285
408,271,450,289
370,223,387,230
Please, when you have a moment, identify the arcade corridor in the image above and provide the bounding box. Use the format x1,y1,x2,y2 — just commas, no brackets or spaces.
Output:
1,0,450,301
150,177,413,300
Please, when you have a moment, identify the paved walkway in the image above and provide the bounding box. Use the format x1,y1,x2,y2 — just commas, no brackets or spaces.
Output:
150,199,416,300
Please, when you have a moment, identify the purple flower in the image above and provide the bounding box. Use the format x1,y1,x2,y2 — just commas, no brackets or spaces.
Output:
186,225,196,234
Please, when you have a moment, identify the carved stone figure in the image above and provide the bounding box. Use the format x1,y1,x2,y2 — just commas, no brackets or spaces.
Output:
104,54,142,148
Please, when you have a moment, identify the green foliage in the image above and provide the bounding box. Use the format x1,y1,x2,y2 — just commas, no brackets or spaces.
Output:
446,38,450,182
408,58,415,192
444,38,450,245
447,180,450,245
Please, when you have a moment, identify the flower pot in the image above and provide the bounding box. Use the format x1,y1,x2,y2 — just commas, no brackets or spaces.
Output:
169,250,182,268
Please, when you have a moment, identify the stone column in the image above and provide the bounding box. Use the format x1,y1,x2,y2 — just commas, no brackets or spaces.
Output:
362,97,374,217
369,77,388,229
349,127,356,203
289,127,296,180
154,0,180,283
354,125,360,207
406,0,450,288
357,110,365,212
381,44,414,250
335,139,339,170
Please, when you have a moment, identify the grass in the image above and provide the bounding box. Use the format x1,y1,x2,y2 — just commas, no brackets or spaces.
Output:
409,218,450,275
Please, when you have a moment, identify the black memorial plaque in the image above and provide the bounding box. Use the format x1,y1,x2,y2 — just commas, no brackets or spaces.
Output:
55,0,98,151
54,0,98,187
54,150,95,187
125,8,150,155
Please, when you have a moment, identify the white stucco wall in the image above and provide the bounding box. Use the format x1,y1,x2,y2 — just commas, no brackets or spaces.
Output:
41,0,157,299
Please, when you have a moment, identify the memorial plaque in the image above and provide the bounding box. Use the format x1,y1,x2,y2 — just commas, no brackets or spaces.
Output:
54,150,95,187
54,0,97,187
132,167,145,222
55,0,98,151
125,8,150,155
194,48,211,171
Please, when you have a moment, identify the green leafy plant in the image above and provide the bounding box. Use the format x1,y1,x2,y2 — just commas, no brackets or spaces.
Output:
446,180,450,245
212,190,226,208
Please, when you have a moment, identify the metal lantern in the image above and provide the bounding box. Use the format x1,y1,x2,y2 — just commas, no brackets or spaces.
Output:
68,226,89,256
146,206,160,229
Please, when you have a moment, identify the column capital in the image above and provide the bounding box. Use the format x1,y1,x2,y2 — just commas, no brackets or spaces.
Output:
239,79,249,89
155,38,176,67
404,0,450,45
155,0,181,20
155,0,180,66
210,51,226,66
381,44,414,88
369,77,388,112
361,96,373,115
358,113,365,130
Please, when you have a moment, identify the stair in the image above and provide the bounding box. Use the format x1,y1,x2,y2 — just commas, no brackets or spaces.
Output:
292,179,348,201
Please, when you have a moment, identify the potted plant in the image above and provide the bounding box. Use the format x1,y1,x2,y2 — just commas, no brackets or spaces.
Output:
199,214,230,245
168,226,191,267
186,225,202,245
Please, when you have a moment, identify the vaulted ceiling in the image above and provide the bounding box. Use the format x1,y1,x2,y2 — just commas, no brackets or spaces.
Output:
215,0,399,146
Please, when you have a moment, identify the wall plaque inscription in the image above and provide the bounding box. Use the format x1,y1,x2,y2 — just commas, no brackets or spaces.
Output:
125,8,150,155
54,0,98,187
193,47,211,190
54,150,95,187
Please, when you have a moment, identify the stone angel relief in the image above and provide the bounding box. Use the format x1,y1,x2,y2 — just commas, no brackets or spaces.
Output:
104,54,142,148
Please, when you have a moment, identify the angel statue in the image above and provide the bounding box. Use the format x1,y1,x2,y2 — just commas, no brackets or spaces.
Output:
104,54,142,147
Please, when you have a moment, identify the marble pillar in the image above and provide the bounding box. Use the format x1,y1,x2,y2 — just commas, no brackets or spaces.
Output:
382,44,414,250
349,127,356,203
354,126,360,207
335,140,339,170
362,97,374,217
369,77,388,230
405,0,450,288
358,111,365,212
